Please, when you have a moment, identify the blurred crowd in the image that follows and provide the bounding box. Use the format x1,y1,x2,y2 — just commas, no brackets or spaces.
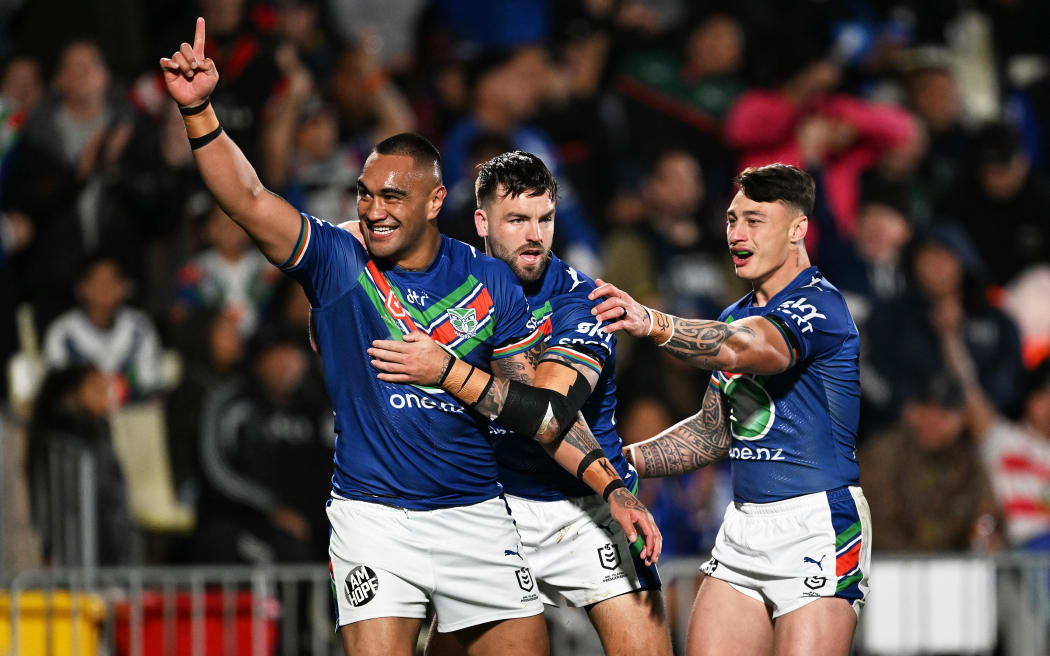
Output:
3,0,1050,570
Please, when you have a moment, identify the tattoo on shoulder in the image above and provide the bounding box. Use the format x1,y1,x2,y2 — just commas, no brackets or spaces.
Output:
638,386,730,477
664,318,755,367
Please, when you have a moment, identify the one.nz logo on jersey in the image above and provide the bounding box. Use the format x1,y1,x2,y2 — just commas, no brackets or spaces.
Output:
345,565,380,607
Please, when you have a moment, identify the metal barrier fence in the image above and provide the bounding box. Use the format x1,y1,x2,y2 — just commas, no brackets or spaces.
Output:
2,554,1049,655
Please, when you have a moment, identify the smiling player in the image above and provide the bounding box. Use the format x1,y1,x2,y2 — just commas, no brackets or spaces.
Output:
590,164,870,656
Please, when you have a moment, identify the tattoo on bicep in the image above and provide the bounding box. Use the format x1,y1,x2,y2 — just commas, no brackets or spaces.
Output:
639,387,731,477
664,319,755,368
492,356,533,384
524,343,543,368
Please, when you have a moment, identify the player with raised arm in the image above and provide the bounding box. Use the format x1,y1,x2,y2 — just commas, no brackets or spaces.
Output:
160,20,655,656
376,152,669,655
589,164,870,656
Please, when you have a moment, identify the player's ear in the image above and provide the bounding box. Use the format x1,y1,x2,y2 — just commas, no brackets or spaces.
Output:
426,185,447,220
474,208,489,238
792,214,809,243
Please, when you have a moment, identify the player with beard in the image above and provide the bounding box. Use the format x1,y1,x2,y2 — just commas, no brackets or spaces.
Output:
370,152,670,656
161,19,658,656
588,164,870,656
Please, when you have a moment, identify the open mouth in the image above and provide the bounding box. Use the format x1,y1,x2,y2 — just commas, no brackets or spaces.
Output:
518,249,544,265
731,249,753,266
366,222,399,240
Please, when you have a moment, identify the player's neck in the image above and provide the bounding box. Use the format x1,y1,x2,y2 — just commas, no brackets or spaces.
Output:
752,249,811,306
391,228,442,271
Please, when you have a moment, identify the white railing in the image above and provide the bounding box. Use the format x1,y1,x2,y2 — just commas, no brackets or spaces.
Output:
2,554,1049,655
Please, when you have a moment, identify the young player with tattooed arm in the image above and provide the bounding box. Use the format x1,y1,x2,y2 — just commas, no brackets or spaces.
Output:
589,164,870,656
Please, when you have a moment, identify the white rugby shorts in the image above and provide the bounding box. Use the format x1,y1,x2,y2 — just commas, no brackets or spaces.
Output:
701,486,871,618
327,495,543,633
506,492,661,608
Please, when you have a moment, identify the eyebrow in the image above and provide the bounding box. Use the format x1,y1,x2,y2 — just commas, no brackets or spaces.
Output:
506,210,555,221
727,209,765,218
356,179,409,198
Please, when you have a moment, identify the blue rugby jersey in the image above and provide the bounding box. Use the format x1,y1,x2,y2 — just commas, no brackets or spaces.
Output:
491,254,637,500
710,267,861,503
280,214,542,510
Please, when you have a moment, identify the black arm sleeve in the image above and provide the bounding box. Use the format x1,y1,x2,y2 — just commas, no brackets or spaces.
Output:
494,369,592,442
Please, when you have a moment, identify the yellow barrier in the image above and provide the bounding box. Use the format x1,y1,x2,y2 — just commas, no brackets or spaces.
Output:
0,591,105,656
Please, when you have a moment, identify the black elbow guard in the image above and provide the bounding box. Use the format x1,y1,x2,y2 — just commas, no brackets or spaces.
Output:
495,371,591,440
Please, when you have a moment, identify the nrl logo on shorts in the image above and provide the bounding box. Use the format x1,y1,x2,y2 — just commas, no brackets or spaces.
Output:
597,544,620,570
804,576,827,590
515,567,534,591
447,307,478,337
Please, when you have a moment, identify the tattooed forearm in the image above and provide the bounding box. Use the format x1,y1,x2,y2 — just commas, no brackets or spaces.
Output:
662,317,756,369
636,386,730,477
473,377,509,420
563,413,603,453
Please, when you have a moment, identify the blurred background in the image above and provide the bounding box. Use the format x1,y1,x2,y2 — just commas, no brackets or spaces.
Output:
2,0,1050,654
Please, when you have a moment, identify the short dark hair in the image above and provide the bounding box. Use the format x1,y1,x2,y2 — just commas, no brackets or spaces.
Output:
374,132,443,183
734,164,816,216
475,150,558,208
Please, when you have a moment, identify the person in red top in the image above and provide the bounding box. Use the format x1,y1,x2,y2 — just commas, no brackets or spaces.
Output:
723,58,916,238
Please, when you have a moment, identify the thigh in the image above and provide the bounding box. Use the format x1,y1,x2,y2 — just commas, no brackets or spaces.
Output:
454,615,549,656
425,616,464,656
339,616,422,656
687,576,773,656
772,597,856,656
428,497,544,633
328,499,430,627
587,589,671,656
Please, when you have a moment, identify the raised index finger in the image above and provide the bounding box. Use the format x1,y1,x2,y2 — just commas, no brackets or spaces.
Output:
193,17,206,59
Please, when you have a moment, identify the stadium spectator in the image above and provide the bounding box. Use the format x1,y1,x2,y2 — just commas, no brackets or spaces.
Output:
172,204,281,336
2,41,139,329
442,44,601,272
866,224,1025,426
724,56,917,238
27,364,133,565
860,371,1003,552
900,47,970,210
938,121,1050,287
937,301,1050,551
43,255,162,403
195,324,333,564
165,310,245,506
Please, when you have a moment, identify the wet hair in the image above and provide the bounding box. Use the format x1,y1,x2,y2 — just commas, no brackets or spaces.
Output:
474,150,558,209
734,164,816,216
373,132,443,183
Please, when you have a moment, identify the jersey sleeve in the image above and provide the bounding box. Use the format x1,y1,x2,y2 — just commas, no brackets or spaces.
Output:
486,263,543,360
764,286,853,364
277,213,367,307
542,295,615,376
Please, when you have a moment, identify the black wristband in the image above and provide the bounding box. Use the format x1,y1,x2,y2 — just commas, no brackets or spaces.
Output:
179,99,210,116
602,479,626,501
575,448,605,480
437,353,456,385
189,125,223,150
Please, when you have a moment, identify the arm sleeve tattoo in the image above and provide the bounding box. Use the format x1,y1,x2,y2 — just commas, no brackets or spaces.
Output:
636,384,731,477
661,316,756,369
